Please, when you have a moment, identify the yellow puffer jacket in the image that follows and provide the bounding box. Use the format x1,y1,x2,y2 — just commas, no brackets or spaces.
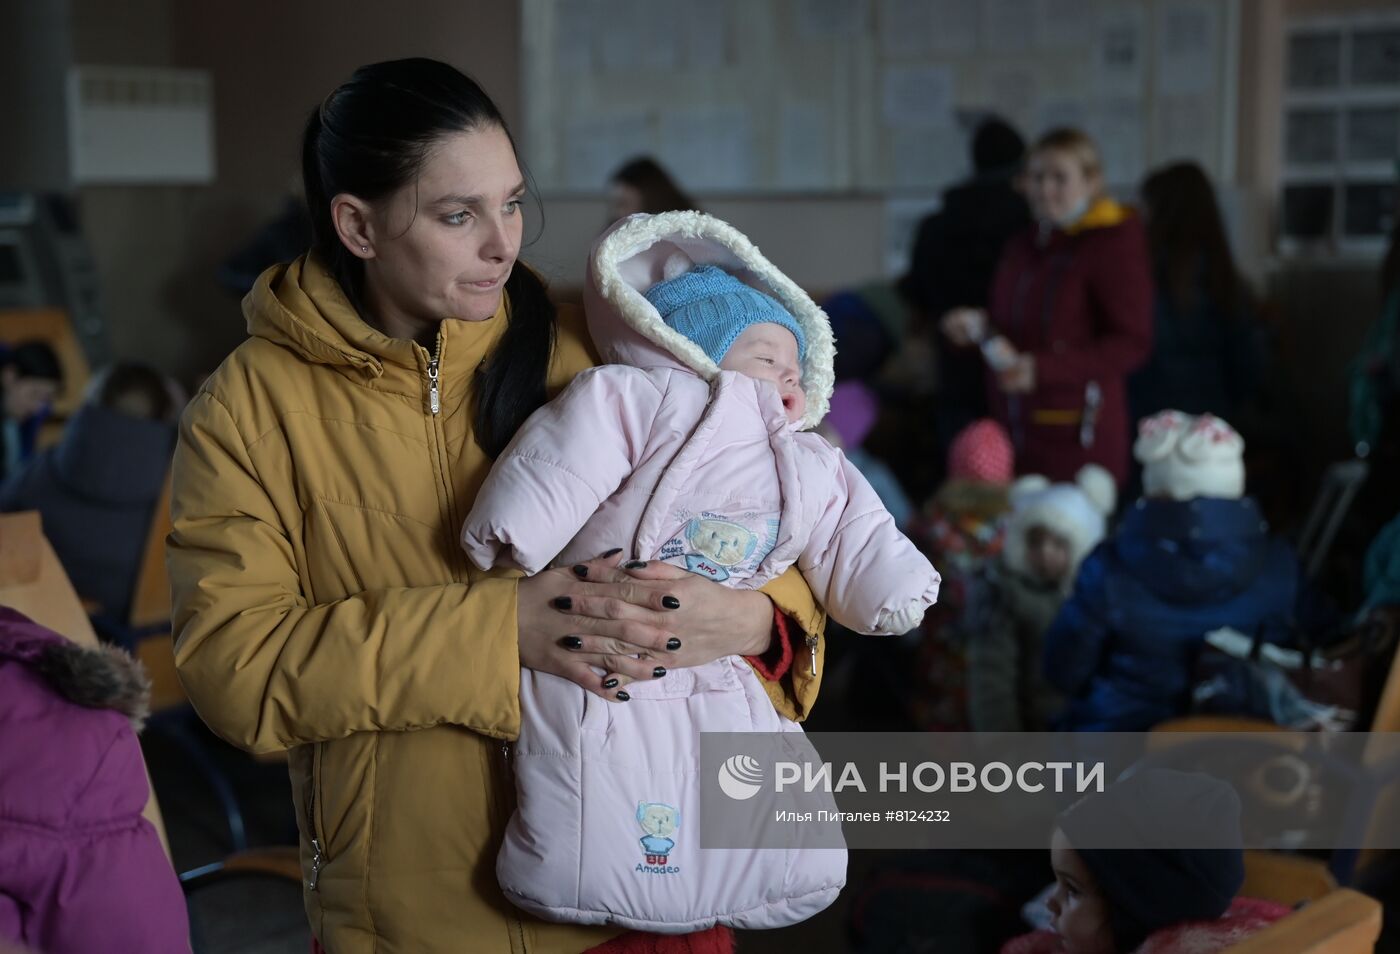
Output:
167,255,826,953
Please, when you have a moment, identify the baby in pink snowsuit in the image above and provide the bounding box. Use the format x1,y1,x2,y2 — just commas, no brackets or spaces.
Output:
462,211,941,934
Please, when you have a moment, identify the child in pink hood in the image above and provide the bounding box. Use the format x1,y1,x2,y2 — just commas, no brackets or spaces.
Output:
0,607,190,953
462,211,941,934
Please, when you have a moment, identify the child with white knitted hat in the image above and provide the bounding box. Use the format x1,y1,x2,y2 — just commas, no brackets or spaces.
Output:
963,464,1116,731
1044,410,1331,731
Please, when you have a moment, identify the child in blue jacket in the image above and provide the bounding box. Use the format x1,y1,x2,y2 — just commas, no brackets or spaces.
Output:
1045,411,1333,731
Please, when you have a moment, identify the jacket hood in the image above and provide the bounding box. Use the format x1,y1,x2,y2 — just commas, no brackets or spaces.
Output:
1114,496,1271,604
0,607,149,730
54,404,175,505
585,211,835,429
245,255,390,376
242,255,514,412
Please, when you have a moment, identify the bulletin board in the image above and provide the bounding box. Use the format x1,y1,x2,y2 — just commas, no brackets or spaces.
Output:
522,0,1239,197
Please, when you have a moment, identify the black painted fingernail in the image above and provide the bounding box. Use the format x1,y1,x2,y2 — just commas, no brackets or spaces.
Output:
625,560,647,569
661,595,680,610
551,596,572,610
666,637,682,651
616,690,630,701
603,548,623,558
561,636,583,649
603,677,619,689
653,667,667,678
572,564,588,578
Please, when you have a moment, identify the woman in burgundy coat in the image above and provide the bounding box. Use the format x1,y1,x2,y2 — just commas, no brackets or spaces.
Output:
942,128,1153,487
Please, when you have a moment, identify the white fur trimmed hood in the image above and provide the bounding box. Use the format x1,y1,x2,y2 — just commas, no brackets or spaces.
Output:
584,211,836,429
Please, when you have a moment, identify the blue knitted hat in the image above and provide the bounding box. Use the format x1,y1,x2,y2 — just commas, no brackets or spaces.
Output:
643,265,807,365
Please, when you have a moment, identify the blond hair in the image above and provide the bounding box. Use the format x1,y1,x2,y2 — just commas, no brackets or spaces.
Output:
1032,127,1104,188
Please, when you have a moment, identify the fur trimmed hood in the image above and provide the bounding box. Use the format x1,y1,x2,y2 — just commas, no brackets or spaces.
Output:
584,211,836,429
0,607,149,730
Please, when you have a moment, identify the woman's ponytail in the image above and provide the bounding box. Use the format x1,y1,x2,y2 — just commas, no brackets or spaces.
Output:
474,264,557,459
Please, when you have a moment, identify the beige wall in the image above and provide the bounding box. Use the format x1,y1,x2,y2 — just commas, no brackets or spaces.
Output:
51,0,522,379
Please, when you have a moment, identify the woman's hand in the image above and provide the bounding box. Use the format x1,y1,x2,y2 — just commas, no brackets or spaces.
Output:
940,307,988,347
997,353,1036,394
517,552,773,701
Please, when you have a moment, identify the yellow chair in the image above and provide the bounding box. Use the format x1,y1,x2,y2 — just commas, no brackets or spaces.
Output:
1243,851,1339,907
125,471,190,713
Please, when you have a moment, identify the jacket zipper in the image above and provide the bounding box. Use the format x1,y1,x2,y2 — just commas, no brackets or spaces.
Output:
428,339,442,416
497,739,529,953
806,633,819,677
307,743,324,891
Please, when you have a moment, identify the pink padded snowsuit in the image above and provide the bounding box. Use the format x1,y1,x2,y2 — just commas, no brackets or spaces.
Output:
462,212,940,933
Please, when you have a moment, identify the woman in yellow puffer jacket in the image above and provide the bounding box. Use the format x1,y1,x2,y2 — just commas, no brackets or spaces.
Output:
167,59,826,954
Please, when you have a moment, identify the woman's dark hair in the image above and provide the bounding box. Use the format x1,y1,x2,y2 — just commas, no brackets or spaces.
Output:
94,362,174,421
0,341,63,382
609,157,700,215
301,57,554,457
1141,161,1255,318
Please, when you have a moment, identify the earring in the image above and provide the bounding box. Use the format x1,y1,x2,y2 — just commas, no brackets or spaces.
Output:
360,245,369,252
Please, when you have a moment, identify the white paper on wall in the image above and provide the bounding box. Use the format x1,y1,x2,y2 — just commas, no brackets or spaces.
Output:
681,1,729,69
596,0,679,72
879,0,936,57
1156,1,1219,96
986,66,1038,128
981,0,1037,53
1033,99,1089,137
778,102,833,189
564,114,653,191
1088,100,1145,186
889,124,967,189
1036,0,1091,49
794,0,868,39
929,0,981,53
555,0,595,75
883,64,956,127
657,106,757,190
633,0,681,71
1155,95,1217,170
596,0,640,72
1094,3,1146,97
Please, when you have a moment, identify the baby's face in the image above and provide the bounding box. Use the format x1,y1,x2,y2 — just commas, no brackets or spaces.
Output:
1026,524,1073,584
1047,829,1115,954
720,323,805,422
